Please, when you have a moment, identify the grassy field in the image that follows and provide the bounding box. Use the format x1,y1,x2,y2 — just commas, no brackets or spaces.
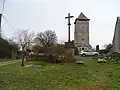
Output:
0,58,12,62
0,56,120,90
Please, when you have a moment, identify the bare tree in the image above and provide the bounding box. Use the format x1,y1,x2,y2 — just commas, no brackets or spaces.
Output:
103,43,112,50
13,29,35,66
36,30,57,47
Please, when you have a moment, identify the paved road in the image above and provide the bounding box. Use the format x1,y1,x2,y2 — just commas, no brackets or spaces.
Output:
0,59,21,67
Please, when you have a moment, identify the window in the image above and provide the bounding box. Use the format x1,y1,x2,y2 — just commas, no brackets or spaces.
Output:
81,33,84,38
86,50,91,52
80,24,84,29
82,47,84,50
82,38,84,40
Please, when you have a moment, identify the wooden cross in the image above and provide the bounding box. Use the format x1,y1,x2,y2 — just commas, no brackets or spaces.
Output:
65,13,74,43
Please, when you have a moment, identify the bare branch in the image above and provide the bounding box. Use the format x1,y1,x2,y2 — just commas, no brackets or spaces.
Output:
13,29,35,51
35,30,57,47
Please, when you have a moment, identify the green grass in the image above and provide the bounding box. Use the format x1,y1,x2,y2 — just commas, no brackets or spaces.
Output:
0,56,120,90
0,58,12,62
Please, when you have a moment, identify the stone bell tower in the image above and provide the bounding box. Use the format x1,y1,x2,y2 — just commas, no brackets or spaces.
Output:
74,12,91,52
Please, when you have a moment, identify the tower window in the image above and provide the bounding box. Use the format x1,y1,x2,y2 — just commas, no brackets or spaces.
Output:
80,26,84,29
82,47,84,50
80,24,84,29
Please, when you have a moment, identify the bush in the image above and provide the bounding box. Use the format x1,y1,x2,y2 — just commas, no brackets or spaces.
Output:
31,45,75,63
29,54,65,63
48,54,63,63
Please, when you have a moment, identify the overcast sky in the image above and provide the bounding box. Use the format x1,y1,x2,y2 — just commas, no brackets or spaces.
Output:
0,0,120,48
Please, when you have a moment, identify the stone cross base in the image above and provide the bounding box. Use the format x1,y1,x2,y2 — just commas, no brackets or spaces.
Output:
65,42,74,48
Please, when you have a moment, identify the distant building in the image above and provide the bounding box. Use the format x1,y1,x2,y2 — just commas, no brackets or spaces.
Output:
74,12,92,52
112,17,120,53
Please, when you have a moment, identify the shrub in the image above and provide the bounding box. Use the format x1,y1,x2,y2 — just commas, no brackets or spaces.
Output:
31,45,75,63
41,46,74,63
44,54,65,63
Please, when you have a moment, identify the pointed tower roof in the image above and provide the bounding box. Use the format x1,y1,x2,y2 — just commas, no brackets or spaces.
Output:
74,12,90,24
78,12,89,19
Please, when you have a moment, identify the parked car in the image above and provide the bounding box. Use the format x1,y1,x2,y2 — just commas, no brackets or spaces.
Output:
79,50,99,56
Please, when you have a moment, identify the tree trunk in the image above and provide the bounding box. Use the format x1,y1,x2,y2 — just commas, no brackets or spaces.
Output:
21,49,25,66
21,57,24,66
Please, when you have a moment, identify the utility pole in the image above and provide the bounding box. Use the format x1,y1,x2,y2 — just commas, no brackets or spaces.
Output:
0,0,6,37
0,14,2,37
65,13,74,43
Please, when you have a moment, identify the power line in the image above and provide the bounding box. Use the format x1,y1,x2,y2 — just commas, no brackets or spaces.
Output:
2,15,16,31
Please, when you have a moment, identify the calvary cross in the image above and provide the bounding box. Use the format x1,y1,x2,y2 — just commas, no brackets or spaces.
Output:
65,13,74,43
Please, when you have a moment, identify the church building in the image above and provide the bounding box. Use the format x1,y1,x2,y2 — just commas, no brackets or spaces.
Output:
112,17,120,53
74,12,92,52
